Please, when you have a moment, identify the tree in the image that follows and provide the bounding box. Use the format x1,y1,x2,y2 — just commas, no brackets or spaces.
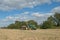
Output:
41,16,56,29
40,13,60,29
48,16,56,26
54,13,60,26
15,21,27,29
15,21,21,29
7,21,28,29
40,21,53,29
7,24,16,29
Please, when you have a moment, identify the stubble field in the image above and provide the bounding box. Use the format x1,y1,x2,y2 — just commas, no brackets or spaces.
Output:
0,29,60,40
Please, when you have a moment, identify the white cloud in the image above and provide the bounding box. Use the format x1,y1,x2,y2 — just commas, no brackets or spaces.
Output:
32,12,45,17
31,12,53,24
6,16,13,20
32,12,53,17
0,0,60,10
51,6,60,13
53,0,60,2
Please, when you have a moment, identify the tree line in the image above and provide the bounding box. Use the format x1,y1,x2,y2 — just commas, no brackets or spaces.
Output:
1,13,60,29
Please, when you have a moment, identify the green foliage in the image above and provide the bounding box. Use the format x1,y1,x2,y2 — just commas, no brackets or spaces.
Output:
7,24,16,29
15,21,27,28
6,20,37,30
54,13,60,26
48,16,56,26
40,16,56,29
54,13,60,21
40,13,60,29
15,21,21,29
40,21,53,29
7,21,27,29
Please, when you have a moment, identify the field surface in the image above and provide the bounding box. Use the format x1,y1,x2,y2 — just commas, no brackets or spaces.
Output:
0,29,60,40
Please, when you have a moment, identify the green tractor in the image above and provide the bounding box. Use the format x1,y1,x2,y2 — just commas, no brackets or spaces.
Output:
28,24,36,30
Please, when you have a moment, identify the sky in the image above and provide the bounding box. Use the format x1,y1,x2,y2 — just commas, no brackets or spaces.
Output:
0,0,60,27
